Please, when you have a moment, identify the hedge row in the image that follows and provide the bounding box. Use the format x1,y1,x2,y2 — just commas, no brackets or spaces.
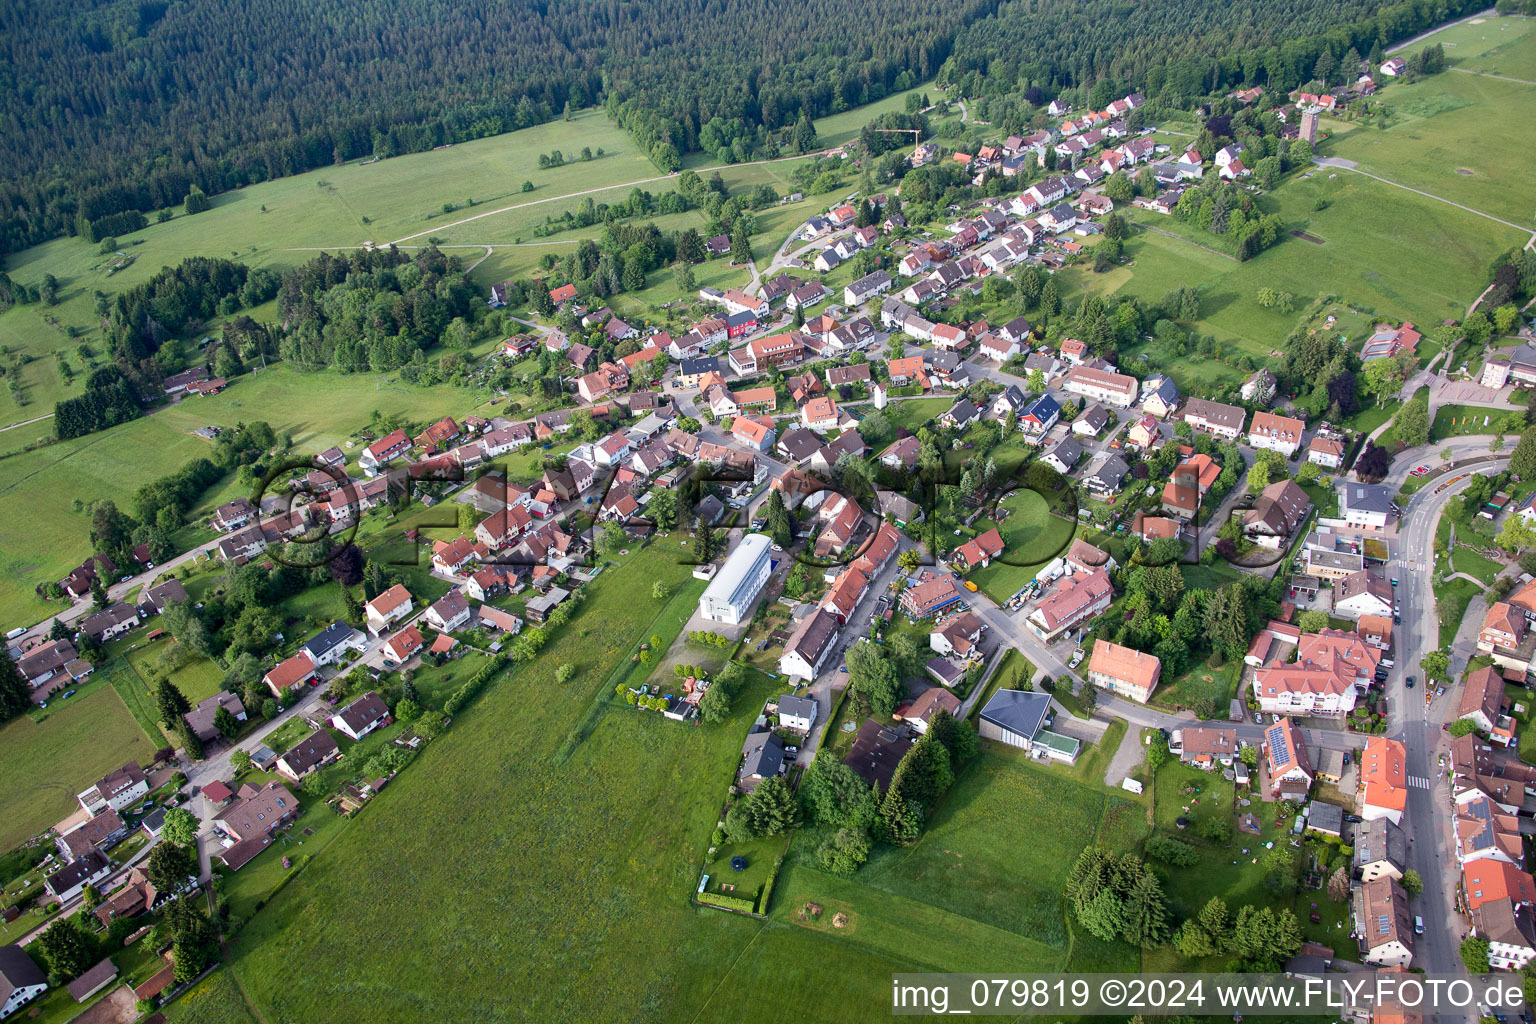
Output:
757,868,779,915
443,655,508,716
697,892,757,914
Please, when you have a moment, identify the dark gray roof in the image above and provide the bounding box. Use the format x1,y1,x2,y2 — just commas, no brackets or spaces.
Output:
44,851,108,896
680,356,719,375
1341,483,1393,514
945,399,979,422
1048,437,1084,467
778,695,818,720
979,689,1052,739
1354,817,1408,871
303,621,358,662
0,944,46,1000
743,731,784,778
777,428,823,461
1079,404,1110,430
783,608,840,666
1307,800,1345,833
1091,455,1129,486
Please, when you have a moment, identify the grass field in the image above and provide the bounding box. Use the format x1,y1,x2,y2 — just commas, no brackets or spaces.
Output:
0,364,509,624
225,545,802,1022
967,489,1078,603
1324,15,1536,227
775,745,1144,982
0,686,156,851
164,968,260,1024
1057,170,1526,396
1150,758,1357,958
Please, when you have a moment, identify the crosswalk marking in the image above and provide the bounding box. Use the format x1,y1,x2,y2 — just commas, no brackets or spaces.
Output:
1408,776,1432,789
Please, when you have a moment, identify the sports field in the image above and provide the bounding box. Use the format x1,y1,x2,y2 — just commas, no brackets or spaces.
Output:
0,686,156,851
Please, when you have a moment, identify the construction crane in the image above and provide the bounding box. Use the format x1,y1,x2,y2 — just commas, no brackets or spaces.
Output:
873,127,923,154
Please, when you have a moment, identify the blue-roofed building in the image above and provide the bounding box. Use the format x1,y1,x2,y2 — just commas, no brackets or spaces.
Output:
1018,393,1061,437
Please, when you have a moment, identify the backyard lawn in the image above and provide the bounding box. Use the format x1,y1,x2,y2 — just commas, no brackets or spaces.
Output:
966,488,1078,604
0,686,157,852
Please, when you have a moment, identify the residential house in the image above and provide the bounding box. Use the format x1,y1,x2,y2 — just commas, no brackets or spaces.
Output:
1249,411,1306,458
1170,727,1238,769
276,730,340,782
1333,570,1394,620
1255,628,1376,717
43,851,111,904
800,396,841,433
778,608,840,682
952,529,1004,572
1472,900,1536,971
1075,405,1112,436
1355,817,1409,882
364,584,414,636
213,781,301,870
901,575,964,619
777,695,818,733
1477,604,1536,677
76,762,147,815
183,691,247,744
898,688,963,735
1459,665,1513,744
1183,398,1246,440
1339,484,1394,531
1017,394,1061,437
423,590,472,633
1308,436,1346,469
1041,437,1084,474
939,399,979,430
263,653,316,699
1140,375,1180,419
1353,877,1415,967
1027,569,1112,642
1242,368,1278,404
1243,479,1312,549
1086,640,1161,703
212,498,256,532
1061,365,1137,407
843,270,894,308
332,692,391,741
80,602,139,643
1161,454,1220,521
1264,718,1314,798
1361,736,1409,825
1085,455,1129,495
359,429,411,476
57,808,128,861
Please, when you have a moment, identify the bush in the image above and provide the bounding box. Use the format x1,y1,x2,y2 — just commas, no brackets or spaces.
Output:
696,892,757,913
1145,835,1201,867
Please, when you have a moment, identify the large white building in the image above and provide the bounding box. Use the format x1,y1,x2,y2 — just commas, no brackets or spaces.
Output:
698,534,773,625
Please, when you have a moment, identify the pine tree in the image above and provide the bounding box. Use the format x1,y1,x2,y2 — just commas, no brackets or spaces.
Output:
730,224,753,266
1122,870,1171,946
184,185,211,215
794,113,817,154
0,649,30,722
176,719,205,760
155,679,191,727
1510,426,1536,480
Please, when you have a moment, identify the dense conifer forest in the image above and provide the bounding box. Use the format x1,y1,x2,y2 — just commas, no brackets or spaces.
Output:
0,0,1477,258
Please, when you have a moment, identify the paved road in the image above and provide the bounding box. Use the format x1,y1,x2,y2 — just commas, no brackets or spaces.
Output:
1392,459,1506,979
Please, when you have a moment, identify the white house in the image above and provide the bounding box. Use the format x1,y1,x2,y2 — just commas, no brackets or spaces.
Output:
0,946,47,1020
777,694,818,733
364,584,414,636
331,692,392,742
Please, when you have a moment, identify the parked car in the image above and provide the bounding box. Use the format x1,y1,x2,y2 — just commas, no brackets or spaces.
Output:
1406,676,1415,688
